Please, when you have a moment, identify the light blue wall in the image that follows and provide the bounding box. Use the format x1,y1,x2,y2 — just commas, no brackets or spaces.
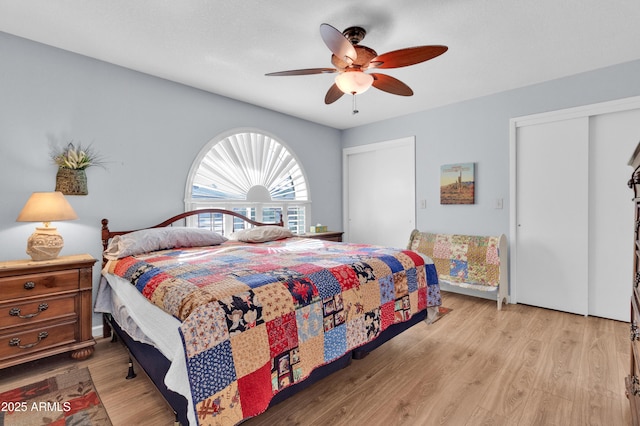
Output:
2,29,640,331
342,59,640,238
0,32,343,258
0,32,342,329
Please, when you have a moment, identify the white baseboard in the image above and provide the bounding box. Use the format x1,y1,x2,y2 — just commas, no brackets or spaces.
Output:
92,324,105,338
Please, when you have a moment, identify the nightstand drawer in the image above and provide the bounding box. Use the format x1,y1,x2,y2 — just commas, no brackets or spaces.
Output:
0,320,76,359
0,295,76,329
0,270,78,301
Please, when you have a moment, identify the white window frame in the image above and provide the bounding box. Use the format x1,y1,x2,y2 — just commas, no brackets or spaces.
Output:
184,128,311,233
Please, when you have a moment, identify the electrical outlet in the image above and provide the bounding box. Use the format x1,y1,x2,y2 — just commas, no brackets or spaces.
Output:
495,198,503,209
420,199,427,209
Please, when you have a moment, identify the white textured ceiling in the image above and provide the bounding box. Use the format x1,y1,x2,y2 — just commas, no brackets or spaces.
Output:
1,0,640,129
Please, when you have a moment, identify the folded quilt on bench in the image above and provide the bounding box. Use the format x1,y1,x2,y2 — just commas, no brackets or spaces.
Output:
408,231,501,292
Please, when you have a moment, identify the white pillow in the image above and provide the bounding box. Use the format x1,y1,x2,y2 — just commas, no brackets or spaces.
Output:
104,227,227,260
228,225,294,243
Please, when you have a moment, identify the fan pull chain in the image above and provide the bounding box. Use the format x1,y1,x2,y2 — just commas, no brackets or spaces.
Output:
351,93,359,115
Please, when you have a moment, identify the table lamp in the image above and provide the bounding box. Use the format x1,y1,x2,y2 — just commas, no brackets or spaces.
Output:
16,191,78,261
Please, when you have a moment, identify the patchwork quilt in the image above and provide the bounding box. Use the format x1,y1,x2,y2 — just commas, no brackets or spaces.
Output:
408,231,501,291
105,237,440,425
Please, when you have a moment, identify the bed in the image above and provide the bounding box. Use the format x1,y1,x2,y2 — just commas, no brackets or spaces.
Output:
95,209,441,426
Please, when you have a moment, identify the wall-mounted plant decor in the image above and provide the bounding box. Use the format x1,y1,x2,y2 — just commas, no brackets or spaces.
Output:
440,162,475,204
51,142,105,195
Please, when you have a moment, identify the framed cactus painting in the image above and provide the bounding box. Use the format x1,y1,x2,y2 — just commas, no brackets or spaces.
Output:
440,162,475,204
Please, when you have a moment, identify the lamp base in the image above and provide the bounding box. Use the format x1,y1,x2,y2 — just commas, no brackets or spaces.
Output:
26,227,64,261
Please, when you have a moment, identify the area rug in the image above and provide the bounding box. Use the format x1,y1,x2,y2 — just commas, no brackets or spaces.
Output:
431,306,453,324
0,367,112,426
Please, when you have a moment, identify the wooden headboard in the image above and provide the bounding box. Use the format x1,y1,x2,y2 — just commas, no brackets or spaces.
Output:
101,208,284,263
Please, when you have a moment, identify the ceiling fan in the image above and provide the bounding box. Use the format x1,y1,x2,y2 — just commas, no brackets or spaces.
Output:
266,23,448,112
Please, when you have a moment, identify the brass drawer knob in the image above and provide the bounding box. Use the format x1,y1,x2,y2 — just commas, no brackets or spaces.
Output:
8,331,49,349
9,303,48,319
23,281,36,290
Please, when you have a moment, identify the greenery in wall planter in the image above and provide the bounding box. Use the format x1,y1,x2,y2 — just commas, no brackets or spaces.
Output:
51,142,105,195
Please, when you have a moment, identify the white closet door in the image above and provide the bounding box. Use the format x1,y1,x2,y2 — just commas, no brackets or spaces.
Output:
515,117,589,315
346,149,377,243
589,108,640,320
344,137,415,248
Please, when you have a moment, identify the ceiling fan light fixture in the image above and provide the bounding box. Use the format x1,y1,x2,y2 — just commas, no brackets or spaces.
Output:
335,71,374,95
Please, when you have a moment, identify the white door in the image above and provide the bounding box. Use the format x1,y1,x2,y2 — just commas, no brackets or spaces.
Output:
589,108,640,320
515,117,590,315
344,137,415,248
346,149,377,243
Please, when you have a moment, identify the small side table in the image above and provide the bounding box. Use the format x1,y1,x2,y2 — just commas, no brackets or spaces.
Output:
302,231,344,242
0,254,97,369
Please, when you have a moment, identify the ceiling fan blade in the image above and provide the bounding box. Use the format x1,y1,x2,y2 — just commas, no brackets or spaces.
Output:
266,68,337,76
371,73,413,96
370,45,448,69
320,23,356,65
325,83,344,104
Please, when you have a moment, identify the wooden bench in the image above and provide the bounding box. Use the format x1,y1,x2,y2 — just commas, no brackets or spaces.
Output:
407,230,508,310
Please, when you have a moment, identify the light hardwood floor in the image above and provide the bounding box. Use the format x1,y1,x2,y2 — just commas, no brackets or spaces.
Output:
0,292,631,425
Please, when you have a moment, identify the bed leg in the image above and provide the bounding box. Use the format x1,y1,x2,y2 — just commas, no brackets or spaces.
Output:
103,314,112,339
103,314,118,342
352,350,370,360
126,358,137,380
174,413,181,426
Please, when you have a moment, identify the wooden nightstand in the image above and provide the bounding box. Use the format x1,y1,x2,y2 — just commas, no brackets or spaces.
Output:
0,254,96,369
302,231,344,242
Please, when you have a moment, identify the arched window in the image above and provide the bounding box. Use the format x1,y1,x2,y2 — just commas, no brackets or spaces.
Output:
185,130,310,234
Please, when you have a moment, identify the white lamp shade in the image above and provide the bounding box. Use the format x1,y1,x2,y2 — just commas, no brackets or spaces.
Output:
335,72,374,95
16,191,78,223
16,192,77,261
